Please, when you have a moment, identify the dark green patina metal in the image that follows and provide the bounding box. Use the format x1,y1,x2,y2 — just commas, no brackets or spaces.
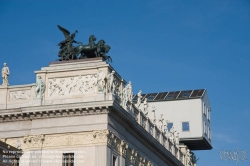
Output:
57,25,112,62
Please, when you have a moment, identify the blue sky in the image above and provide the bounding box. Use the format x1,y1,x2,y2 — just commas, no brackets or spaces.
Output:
1,0,250,165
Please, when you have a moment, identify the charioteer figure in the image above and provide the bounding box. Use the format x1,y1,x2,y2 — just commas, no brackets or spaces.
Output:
57,25,82,60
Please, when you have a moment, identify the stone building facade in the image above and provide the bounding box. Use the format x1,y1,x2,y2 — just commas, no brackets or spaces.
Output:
0,58,197,166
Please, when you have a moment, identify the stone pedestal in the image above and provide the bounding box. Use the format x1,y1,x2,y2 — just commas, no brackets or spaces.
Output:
0,86,8,109
96,92,106,101
107,93,114,100
32,98,43,106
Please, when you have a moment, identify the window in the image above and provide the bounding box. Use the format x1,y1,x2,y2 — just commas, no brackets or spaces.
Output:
167,122,173,131
182,122,190,131
209,129,212,140
206,107,209,118
208,109,211,121
63,153,74,166
208,126,210,139
203,103,206,115
203,122,206,134
112,155,117,166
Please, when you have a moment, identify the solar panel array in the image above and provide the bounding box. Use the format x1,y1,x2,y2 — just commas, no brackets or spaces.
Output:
133,89,205,101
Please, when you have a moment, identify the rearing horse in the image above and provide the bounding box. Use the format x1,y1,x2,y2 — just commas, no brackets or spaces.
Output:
74,39,105,59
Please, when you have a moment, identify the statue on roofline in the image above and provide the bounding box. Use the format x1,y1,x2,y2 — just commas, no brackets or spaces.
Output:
1,63,10,86
35,76,46,98
57,25,112,62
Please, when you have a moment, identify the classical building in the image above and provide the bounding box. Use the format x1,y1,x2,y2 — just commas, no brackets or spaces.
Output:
0,58,205,166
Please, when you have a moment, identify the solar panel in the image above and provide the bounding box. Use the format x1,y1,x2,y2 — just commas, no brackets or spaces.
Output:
165,92,175,99
197,89,205,97
173,91,180,99
190,90,199,97
144,93,158,101
140,89,205,101
162,92,169,99
154,92,168,100
141,94,147,101
177,90,193,99
147,96,155,100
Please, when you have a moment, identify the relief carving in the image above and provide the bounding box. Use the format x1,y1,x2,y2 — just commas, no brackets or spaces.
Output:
97,69,106,93
23,135,45,149
139,156,146,166
9,90,31,101
107,131,119,152
35,76,46,98
130,149,138,165
3,130,156,166
48,74,98,97
120,140,128,157
43,130,108,148
5,138,23,149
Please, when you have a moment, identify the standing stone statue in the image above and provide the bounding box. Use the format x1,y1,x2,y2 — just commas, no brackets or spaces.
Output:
126,81,133,102
126,81,133,110
97,69,106,93
107,70,115,93
122,81,133,109
164,120,169,135
2,63,10,86
122,86,128,108
175,132,180,146
35,76,46,98
169,126,176,143
158,114,164,131
136,90,142,107
151,106,156,124
143,98,148,115
186,149,192,166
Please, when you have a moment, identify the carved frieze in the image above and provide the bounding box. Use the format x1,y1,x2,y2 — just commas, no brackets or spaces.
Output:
43,130,108,148
3,130,155,166
9,90,31,101
139,156,146,166
107,131,120,152
48,74,98,97
120,140,128,157
129,148,138,165
23,135,45,149
4,130,109,150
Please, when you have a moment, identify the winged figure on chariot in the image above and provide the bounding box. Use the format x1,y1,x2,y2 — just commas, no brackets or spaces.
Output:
57,25,112,62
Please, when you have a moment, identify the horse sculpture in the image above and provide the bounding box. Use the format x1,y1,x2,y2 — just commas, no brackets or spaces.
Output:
57,25,112,62
73,39,112,62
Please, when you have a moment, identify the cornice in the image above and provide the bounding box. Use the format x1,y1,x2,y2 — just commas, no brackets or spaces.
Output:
0,100,114,123
111,100,184,166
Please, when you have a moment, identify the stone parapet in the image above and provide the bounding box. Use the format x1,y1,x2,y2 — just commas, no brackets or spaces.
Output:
0,84,37,110
0,58,125,110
